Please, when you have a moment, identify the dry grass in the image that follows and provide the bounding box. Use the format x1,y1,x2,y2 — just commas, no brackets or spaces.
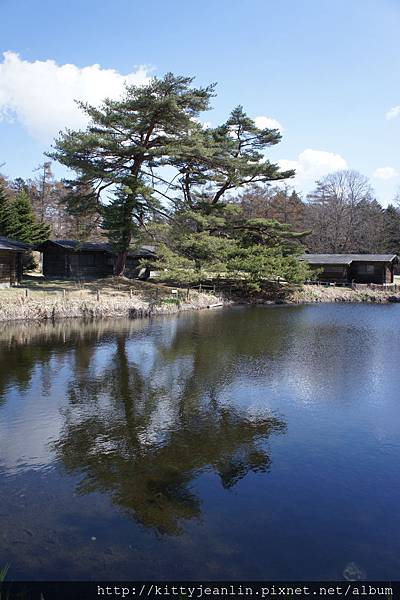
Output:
2,277,399,324
289,284,400,304
1,275,168,300
0,277,226,323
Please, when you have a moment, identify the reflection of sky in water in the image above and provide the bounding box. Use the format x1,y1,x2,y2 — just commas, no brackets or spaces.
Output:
0,306,400,580
89,341,119,374
0,362,67,474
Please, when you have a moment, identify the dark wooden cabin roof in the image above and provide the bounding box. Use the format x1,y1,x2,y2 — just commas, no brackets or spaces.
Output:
39,240,156,257
301,254,398,265
0,236,30,252
48,240,112,252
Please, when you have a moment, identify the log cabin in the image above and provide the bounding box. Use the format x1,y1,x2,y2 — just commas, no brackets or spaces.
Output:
0,236,29,287
301,254,398,284
38,240,156,279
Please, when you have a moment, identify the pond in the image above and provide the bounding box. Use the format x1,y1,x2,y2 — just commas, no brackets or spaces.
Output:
0,304,399,581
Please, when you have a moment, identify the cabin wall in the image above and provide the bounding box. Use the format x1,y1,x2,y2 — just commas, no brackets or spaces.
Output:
125,256,154,280
124,256,143,279
306,258,397,284
68,252,114,278
42,244,68,278
349,262,389,284
0,250,17,287
310,264,349,283
386,264,394,283
41,243,155,279
42,245,114,278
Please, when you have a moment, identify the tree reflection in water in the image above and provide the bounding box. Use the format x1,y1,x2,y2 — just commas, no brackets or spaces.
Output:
50,315,287,536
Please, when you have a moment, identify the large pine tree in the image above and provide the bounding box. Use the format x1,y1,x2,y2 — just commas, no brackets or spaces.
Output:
50,76,309,286
49,73,215,274
150,106,307,287
168,105,294,211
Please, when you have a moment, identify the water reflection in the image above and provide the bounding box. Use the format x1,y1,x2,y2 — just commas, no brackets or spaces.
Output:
0,316,286,536
55,331,286,535
1,306,400,580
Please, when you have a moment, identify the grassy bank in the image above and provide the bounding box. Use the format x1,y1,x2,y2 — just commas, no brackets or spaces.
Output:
288,284,400,304
1,279,400,324
0,277,226,323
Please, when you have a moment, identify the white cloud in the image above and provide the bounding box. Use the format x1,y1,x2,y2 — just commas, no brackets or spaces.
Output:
254,115,284,132
0,51,151,143
278,148,348,190
386,106,400,120
373,166,398,180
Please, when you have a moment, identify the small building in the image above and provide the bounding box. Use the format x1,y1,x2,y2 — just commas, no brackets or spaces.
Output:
0,236,29,287
301,254,398,284
38,240,156,279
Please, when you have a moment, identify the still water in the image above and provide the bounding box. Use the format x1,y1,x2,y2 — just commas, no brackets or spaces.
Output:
0,304,399,581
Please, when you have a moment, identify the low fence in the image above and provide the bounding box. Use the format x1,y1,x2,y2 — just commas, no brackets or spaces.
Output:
168,281,278,297
306,280,399,292
164,282,233,297
352,282,399,292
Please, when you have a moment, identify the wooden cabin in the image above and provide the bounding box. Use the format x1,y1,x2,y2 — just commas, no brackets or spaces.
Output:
38,240,156,279
0,236,29,287
301,254,398,284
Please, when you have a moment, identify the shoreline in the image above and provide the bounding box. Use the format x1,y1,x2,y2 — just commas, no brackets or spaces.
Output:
0,285,230,324
1,283,400,325
286,284,400,305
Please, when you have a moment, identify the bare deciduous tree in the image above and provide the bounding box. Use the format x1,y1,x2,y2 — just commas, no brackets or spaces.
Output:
235,184,306,231
305,170,380,253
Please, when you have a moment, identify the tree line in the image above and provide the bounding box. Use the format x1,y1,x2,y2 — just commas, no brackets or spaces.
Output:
0,165,101,242
236,172,400,255
1,72,399,287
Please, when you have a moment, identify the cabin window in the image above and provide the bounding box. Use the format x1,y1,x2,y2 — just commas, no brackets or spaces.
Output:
324,265,344,274
357,264,375,275
79,254,95,266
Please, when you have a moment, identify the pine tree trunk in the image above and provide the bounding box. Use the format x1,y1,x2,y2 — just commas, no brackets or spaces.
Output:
115,249,128,276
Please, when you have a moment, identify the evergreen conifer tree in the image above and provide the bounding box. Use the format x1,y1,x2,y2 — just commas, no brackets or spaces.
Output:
49,73,215,274
6,191,50,244
0,184,12,236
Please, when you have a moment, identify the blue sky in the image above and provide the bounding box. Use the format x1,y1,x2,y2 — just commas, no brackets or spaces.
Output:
0,0,399,204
